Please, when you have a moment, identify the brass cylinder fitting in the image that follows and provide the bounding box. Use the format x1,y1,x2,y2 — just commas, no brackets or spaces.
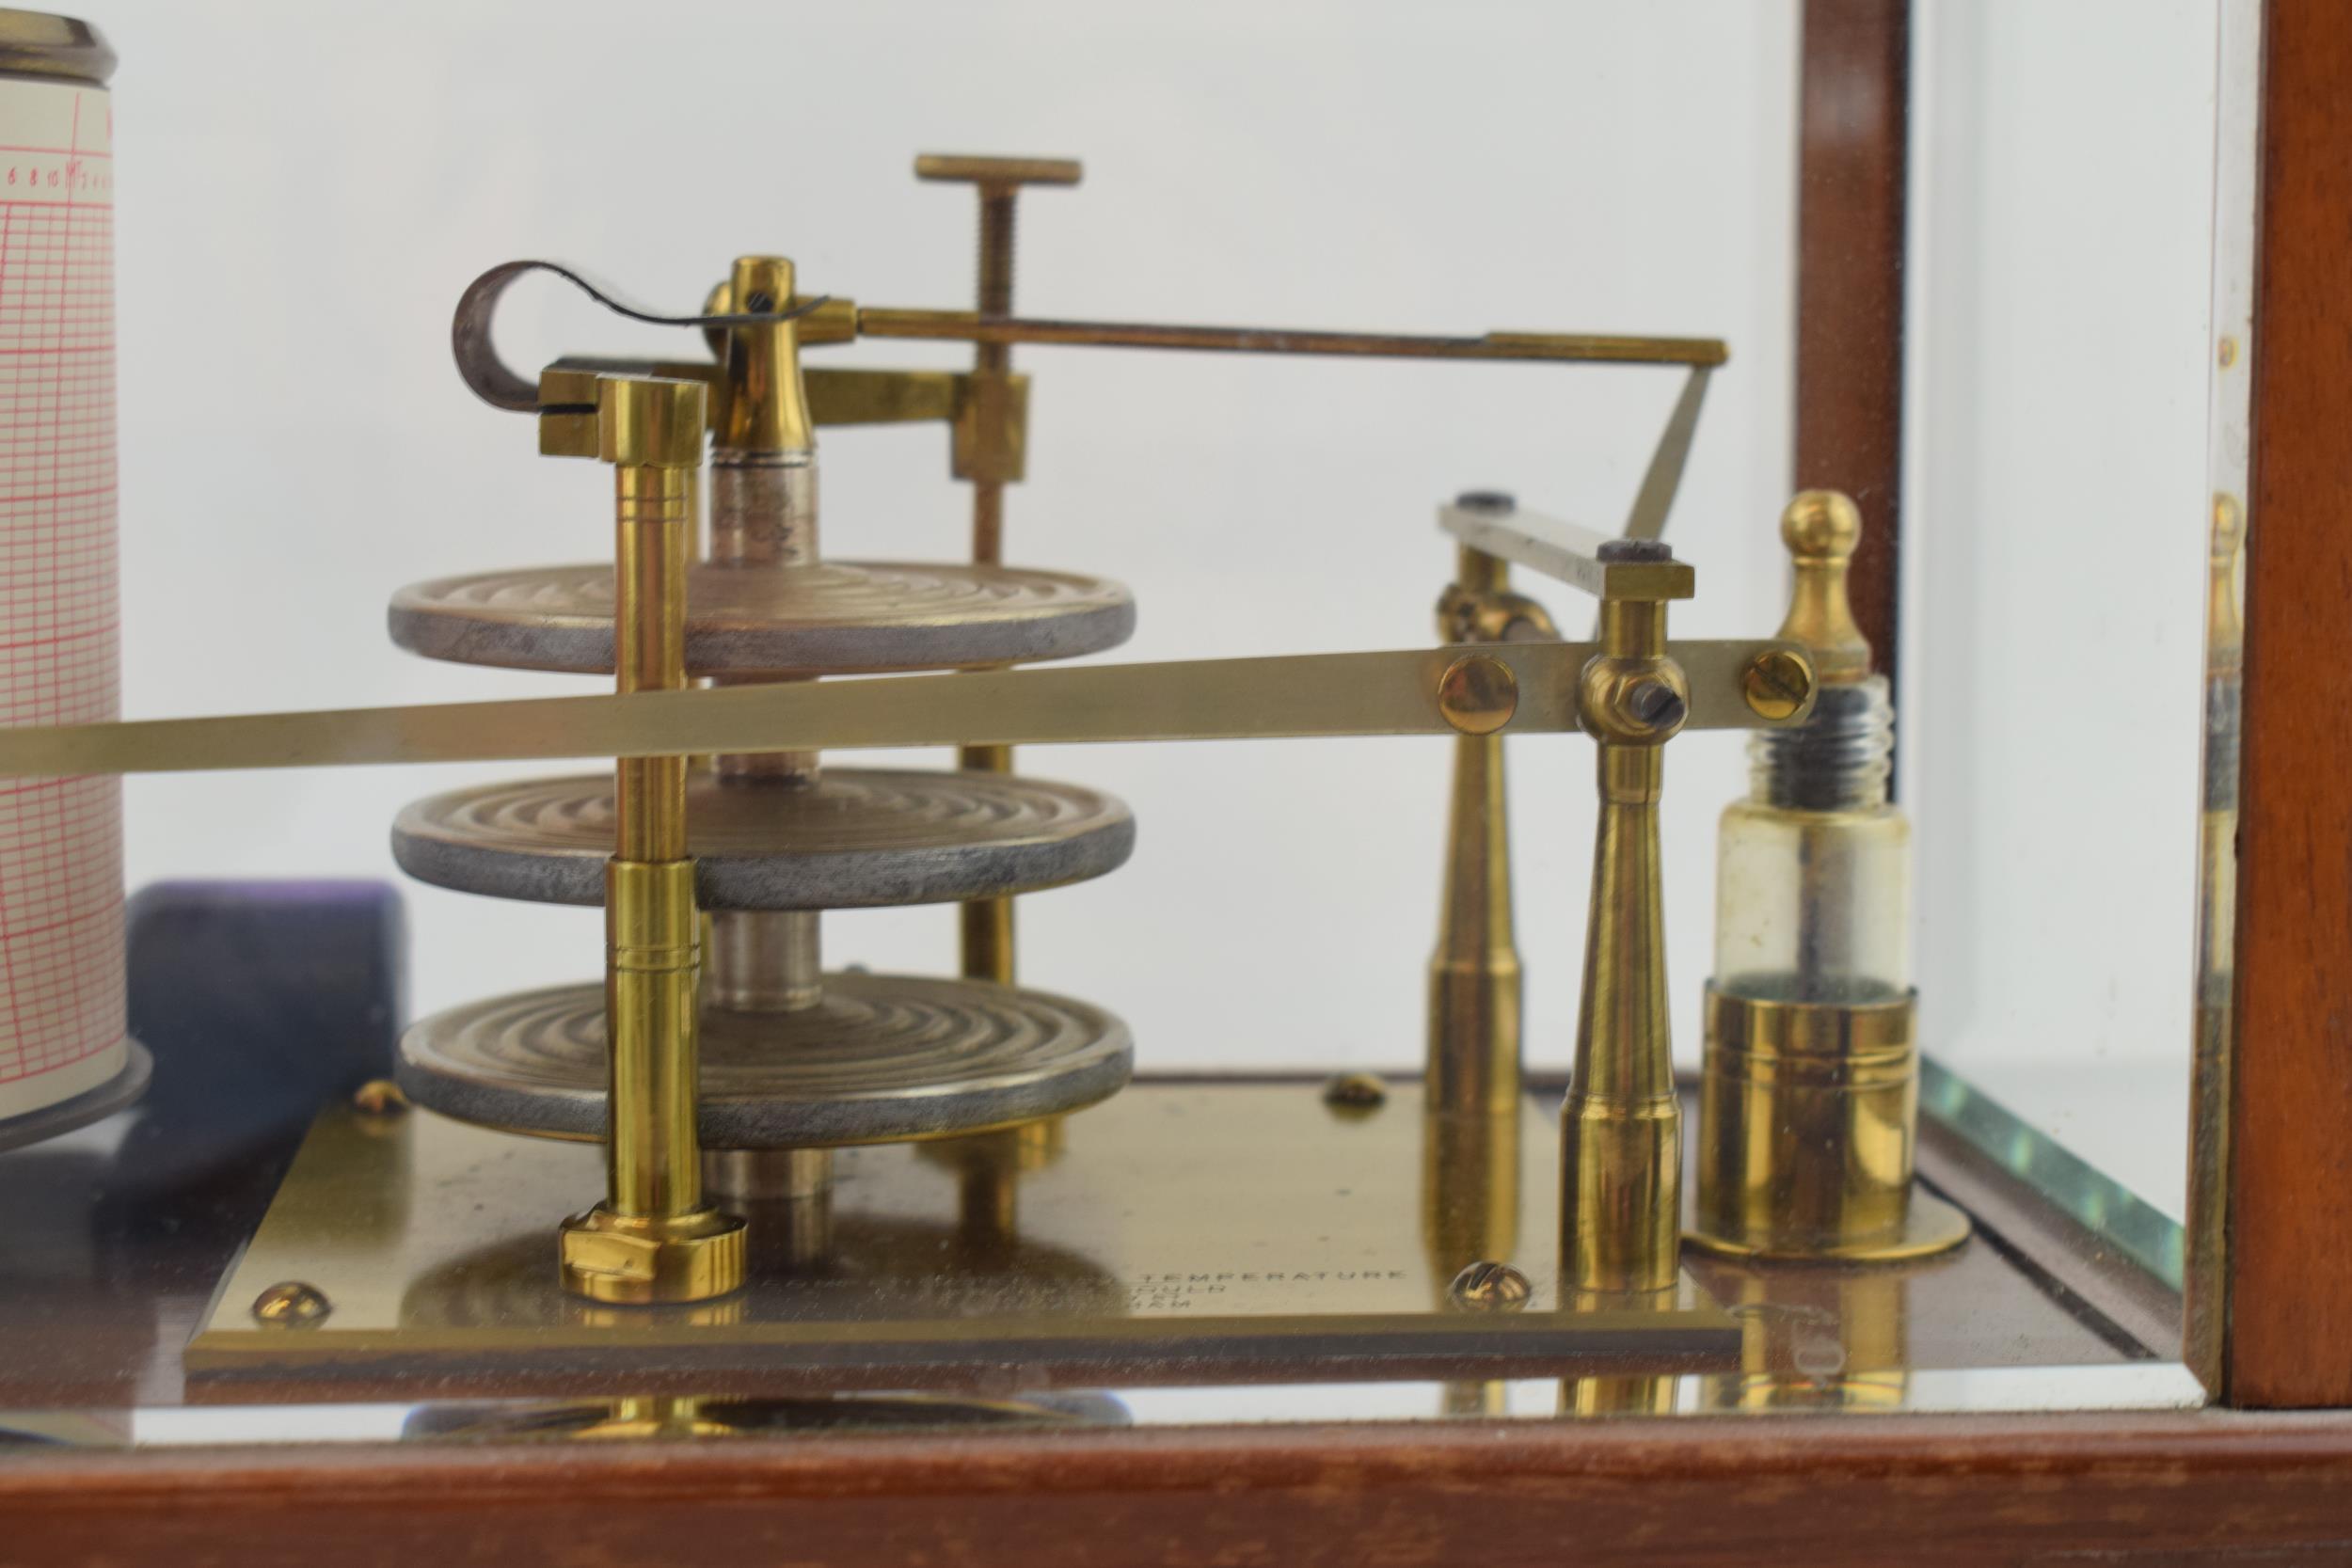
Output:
1690,987,1961,1260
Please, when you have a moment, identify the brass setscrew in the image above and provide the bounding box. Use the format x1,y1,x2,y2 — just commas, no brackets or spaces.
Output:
251,1280,331,1326
1448,1260,1532,1312
1741,647,1814,722
351,1078,408,1117
1321,1071,1389,1113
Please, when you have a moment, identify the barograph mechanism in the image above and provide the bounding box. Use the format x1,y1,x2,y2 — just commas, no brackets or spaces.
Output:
0,154,1914,1393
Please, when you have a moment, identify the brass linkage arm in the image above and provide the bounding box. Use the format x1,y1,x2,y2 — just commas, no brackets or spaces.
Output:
0,639,1813,779
452,261,1728,421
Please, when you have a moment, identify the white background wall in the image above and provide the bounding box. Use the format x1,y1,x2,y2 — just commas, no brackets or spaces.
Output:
87,1,2224,1215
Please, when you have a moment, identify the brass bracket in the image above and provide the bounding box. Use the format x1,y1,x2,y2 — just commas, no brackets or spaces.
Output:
530,360,1025,482
799,367,1031,486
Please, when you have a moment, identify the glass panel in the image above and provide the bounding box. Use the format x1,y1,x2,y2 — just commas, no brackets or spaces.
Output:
0,0,2259,1453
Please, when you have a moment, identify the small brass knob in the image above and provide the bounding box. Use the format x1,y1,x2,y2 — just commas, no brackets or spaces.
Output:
1775,489,1873,684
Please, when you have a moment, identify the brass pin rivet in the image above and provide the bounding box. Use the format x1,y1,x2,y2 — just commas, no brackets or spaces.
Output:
1741,648,1814,722
1448,1260,1532,1312
251,1281,331,1327
1321,1072,1389,1113
1438,654,1517,736
351,1078,408,1117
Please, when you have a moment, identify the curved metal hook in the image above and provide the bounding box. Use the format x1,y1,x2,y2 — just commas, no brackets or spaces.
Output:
451,260,833,413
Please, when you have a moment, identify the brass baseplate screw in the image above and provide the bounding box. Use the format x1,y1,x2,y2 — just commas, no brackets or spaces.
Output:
1740,647,1814,721
351,1078,408,1117
1438,653,1518,735
1448,1259,1532,1312
251,1281,331,1326
1321,1071,1389,1112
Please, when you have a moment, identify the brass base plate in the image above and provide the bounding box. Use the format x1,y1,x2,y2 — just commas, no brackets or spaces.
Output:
388,560,1135,677
187,1082,1737,1397
391,768,1134,911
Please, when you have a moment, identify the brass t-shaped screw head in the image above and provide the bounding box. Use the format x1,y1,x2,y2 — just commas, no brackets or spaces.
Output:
914,152,1083,319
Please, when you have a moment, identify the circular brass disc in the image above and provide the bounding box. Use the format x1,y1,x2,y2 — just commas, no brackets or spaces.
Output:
396,975,1132,1148
1683,1187,1973,1265
392,768,1135,911
388,560,1135,676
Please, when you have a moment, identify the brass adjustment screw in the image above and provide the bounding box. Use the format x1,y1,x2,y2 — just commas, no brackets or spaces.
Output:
251,1281,331,1326
917,153,1083,991
1740,648,1814,721
1448,1260,1532,1312
1322,1071,1389,1113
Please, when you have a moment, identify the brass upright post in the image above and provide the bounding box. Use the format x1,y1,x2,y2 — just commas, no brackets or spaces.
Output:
1560,543,1690,1296
558,374,747,1305
1427,531,1557,1115
917,152,1082,988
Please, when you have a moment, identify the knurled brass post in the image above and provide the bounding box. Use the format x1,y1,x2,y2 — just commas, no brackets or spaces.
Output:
1560,542,1691,1296
560,372,747,1306
917,153,1082,989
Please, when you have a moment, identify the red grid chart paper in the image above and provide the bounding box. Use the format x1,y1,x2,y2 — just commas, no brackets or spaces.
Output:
0,82,123,1119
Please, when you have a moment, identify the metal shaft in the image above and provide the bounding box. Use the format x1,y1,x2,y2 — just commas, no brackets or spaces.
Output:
1561,594,1684,1295
698,259,841,1219
607,460,697,1217
960,179,1027,988
558,374,745,1306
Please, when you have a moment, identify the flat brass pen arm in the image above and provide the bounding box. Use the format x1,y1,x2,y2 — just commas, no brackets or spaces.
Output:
0,641,1812,781
851,309,1726,368
450,260,1728,419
